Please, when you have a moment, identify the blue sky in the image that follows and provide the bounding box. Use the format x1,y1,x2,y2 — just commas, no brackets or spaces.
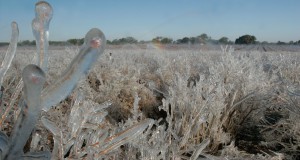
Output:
0,0,300,42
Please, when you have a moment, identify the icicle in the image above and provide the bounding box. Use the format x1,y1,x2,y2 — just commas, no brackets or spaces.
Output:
4,65,45,160
0,22,19,88
32,1,53,72
96,118,154,156
190,138,210,160
132,92,140,119
41,28,106,111
30,132,42,151
68,94,84,138
41,116,64,159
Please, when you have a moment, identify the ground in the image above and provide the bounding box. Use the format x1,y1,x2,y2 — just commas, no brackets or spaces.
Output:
0,44,299,159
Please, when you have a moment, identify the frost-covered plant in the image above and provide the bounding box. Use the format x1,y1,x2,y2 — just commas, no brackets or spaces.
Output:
2,64,47,160
87,45,300,159
0,22,18,88
32,1,53,73
0,1,154,159
0,21,19,128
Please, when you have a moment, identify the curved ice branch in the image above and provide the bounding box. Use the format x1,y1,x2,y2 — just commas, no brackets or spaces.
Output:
22,151,51,160
0,22,19,88
41,116,63,159
41,28,106,111
32,1,53,72
96,118,154,156
4,64,46,160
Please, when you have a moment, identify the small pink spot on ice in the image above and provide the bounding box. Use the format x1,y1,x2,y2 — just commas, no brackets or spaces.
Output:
90,39,101,48
31,76,40,84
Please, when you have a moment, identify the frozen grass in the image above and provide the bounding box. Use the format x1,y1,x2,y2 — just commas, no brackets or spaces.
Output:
0,44,299,159
1,1,300,159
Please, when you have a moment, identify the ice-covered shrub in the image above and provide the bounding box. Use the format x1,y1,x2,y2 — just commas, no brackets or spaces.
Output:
32,1,53,73
0,1,154,159
2,64,47,160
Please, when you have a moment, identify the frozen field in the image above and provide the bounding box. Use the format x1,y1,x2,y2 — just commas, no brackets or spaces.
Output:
0,44,300,159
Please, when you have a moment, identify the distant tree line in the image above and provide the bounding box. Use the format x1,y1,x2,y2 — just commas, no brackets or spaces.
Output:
67,38,84,45
0,42,9,47
108,34,300,45
235,35,256,44
107,37,138,45
1,34,300,46
17,40,69,46
150,34,221,45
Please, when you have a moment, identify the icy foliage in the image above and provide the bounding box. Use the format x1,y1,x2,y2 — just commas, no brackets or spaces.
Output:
86,46,300,159
0,22,19,90
41,99,154,159
0,1,155,159
2,64,46,160
41,28,106,111
32,1,53,72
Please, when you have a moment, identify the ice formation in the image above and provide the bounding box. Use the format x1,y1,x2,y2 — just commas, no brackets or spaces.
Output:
0,22,19,89
0,22,19,158
3,65,47,160
0,1,156,159
32,1,53,72
96,118,154,156
41,28,106,111
41,116,63,159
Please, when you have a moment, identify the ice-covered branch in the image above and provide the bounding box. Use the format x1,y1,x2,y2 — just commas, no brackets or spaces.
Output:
0,22,19,88
41,28,106,111
41,116,64,159
32,1,53,72
3,65,46,159
96,118,154,156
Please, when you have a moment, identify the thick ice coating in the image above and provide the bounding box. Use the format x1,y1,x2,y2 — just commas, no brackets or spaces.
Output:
22,64,46,87
32,1,53,72
35,1,53,23
3,65,45,160
41,28,106,111
0,22,19,88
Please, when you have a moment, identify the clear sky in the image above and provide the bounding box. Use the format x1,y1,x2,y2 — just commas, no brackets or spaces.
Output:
0,0,300,42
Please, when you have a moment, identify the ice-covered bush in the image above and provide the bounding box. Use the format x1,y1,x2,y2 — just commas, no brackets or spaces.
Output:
0,1,154,159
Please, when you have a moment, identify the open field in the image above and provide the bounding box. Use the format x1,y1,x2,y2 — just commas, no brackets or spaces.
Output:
0,44,300,159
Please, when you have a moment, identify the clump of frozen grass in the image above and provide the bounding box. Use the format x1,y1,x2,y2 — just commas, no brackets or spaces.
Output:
90,45,300,159
41,97,154,159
